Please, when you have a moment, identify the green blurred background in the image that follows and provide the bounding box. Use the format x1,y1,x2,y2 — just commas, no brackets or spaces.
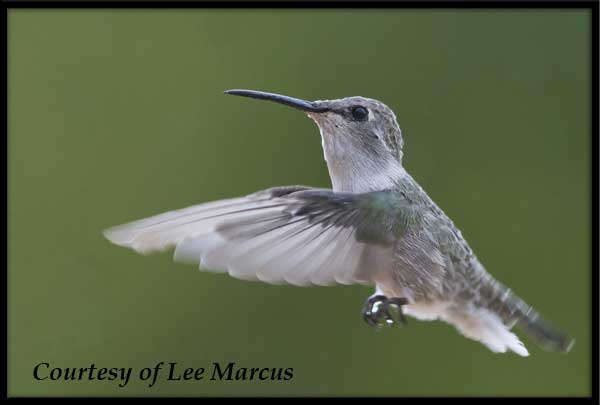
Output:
8,9,590,397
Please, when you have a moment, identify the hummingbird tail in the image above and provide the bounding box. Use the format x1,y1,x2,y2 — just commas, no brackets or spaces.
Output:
481,278,575,353
514,306,575,353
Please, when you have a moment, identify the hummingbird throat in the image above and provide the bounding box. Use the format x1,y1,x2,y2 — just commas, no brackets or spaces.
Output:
313,119,406,193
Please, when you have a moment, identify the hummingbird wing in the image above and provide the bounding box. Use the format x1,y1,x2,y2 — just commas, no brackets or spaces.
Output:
103,186,417,286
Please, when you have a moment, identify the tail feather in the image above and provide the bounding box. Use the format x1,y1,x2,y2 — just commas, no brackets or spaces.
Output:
481,277,575,353
515,308,575,353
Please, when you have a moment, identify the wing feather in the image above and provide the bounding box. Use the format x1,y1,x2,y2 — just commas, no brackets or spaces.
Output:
103,186,421,287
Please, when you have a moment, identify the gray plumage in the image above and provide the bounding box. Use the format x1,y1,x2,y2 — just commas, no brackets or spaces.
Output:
104,89,573,356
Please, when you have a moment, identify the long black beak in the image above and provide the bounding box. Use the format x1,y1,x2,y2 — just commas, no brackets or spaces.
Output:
224,89,329,113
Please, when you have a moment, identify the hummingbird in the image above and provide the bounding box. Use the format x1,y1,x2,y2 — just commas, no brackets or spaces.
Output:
104,89,574,356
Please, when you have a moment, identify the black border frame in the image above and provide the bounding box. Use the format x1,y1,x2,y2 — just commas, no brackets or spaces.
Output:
1,0,597,400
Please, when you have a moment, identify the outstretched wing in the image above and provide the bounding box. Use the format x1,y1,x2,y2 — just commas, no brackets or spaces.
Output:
103,186,417,286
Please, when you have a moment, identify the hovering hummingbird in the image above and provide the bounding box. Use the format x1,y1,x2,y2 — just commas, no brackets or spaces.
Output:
104,89,574,356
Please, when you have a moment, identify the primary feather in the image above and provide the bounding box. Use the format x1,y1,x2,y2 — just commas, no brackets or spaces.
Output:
104,186,408,286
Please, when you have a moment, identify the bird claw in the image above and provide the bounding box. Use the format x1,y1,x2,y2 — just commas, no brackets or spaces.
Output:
362,295,408,328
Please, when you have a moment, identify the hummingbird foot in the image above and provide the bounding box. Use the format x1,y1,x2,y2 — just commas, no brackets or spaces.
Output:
362,295,408,327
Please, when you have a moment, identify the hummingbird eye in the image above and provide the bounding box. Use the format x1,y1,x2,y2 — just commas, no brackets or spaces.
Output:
351,106,369,121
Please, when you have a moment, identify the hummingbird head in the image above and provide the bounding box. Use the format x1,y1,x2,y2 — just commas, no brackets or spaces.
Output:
225,89,406,192
305,96,404,163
